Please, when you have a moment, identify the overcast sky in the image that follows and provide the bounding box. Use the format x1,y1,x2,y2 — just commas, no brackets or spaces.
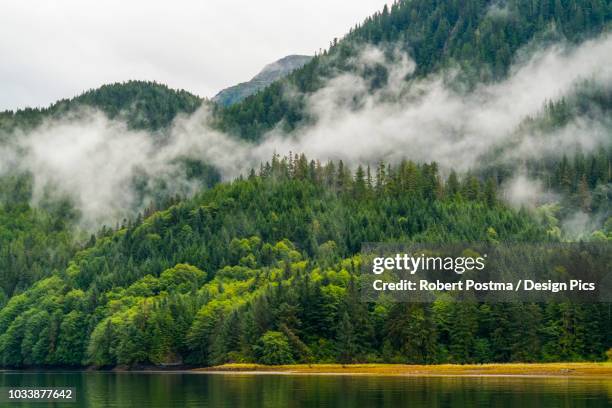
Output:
0,0,392,111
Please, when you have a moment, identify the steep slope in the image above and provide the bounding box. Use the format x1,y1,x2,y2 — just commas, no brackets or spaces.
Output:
0,0,610,370
213,55,312,106
0,156,609,368
214,0,612,141
0,174,77,300
0,156,573,368
0,82,209,297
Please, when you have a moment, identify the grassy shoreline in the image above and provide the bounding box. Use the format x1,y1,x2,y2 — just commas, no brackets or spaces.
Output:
196,363,612,378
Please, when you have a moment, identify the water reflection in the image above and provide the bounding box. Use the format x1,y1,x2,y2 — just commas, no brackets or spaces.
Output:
0,371,610,407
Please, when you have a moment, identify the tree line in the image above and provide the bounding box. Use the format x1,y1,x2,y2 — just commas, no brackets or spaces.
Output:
0,154,609,368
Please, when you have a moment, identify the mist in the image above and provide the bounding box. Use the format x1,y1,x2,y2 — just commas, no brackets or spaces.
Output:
2,32,611,230
255,35,611,171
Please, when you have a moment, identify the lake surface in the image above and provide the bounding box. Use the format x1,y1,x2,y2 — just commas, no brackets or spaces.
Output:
0,371,611,407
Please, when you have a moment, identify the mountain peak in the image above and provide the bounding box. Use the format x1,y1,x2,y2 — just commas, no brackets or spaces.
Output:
213,55,312,106
253,55,313,82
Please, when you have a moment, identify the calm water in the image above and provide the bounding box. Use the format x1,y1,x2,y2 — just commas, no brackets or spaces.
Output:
0,371,611,407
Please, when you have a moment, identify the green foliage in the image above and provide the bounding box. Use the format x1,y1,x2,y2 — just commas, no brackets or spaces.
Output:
256,331,295,365
0,80,214,298
0,174,76,297
0,81,202,134
213,0,612,141
0,0,609,369
336,312,357,364
0,154,608,368
160,264,207,292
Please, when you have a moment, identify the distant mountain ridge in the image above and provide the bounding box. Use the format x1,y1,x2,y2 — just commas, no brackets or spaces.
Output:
212,55,312,106
0,81,202,133
214,0,612,141
0,0,610,372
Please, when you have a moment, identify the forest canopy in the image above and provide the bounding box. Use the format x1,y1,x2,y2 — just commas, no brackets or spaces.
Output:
0,0,610,369
0,155,609,368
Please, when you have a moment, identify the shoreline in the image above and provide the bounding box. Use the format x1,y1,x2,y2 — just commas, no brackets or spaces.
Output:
194,363,612,378
2,363,612,378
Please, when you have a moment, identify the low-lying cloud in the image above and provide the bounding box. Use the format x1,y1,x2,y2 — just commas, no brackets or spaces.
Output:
2,32,611,230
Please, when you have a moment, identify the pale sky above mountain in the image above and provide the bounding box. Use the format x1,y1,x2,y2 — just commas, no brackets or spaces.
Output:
0,0,392,111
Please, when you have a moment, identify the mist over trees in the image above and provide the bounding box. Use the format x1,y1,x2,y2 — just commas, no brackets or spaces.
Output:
213,0,612,141
0,81,202,135
0,0,610,368
0,155,610,368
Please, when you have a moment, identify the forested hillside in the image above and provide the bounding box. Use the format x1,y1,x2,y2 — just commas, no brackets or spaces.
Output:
0,81,202,134
0,140,607,368
0,0,610,369
214,0,612,140
0,161,221,300
2,1,610,142
0,81,212,300
2,155,609,368
0,174,77,301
